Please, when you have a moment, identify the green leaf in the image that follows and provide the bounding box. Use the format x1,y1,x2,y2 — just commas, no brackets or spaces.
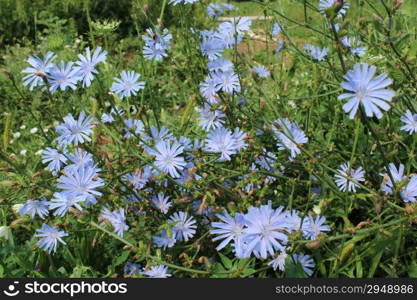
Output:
339,242,356,265
12,253,33,272
367,235,394,277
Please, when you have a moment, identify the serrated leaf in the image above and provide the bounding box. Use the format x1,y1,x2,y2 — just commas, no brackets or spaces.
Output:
367,235,394,278
112,250,131,267
407,40,417,57
339,242,355,265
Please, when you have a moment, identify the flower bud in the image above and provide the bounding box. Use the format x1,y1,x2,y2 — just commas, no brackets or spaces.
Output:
12,203,23,214
0,69,13,80
10,218,24,228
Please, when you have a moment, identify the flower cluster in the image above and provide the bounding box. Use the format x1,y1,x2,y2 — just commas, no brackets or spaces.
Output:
124,263,171,278
319,0,350,18
142,26,173,61
20,110,104,252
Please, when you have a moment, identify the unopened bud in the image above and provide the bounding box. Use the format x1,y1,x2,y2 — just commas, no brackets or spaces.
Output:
69,207,83,218
9,218,24,228
0,226,9,239
356,221,372,229
373,13,384,23
123,245,133,251
34,72,46,79
375,201,383,214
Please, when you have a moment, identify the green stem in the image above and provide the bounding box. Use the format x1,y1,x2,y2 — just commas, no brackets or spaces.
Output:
159,0,169,24
147,255,209,275
253,0,332,39
84,0,96,48
295,216,409,245
303,0,307,23
407,134,417,174
5,74,52,142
